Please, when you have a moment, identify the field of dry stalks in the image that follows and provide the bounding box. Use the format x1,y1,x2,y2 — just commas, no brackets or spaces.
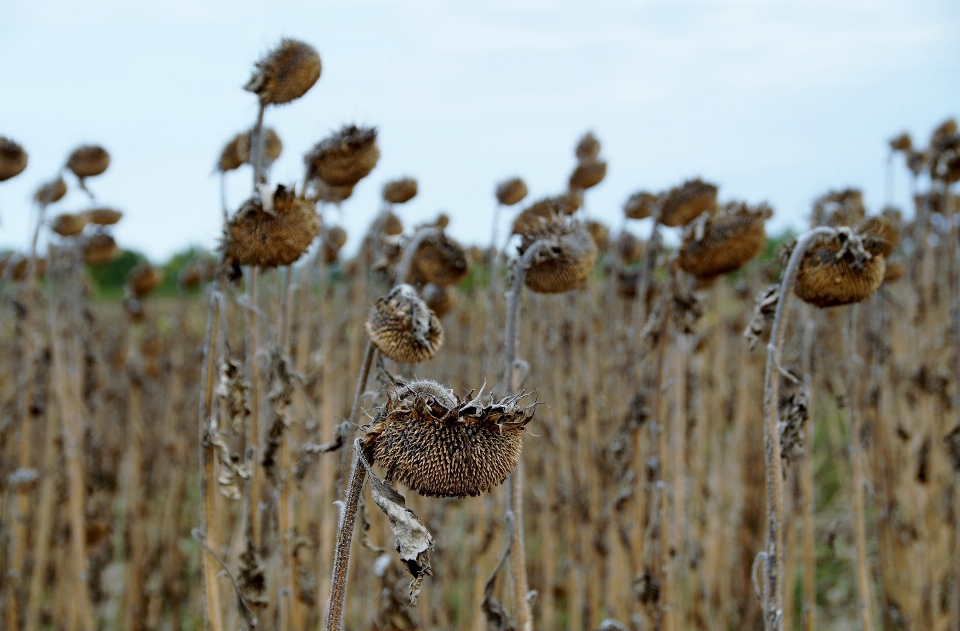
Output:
2,38,959,631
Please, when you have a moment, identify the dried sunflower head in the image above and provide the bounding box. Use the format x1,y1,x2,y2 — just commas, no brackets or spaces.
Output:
520,218,598,294
888,133,912,153
322,225,348,263
366,284,444,363
790,227,886,308
383,178,418,204
584,219,610,251
0,137,28,182
575,131,601,161
658,179,718,227
411,231,468,287
224,184,319,268
363,380,535,498
421,282,455,318
382,210,404,236
678,202,770,279
304,125,380,187
84,207,123,226
244,38,321,105
569,159,607,190
82,234,119,265
67,145,110,179
857,215,899,258
512,193,580,237
218,133,245,172
811,188,866,228
127,263,163,298
624,191,657,220
50,212,90,237
236,128,283,169
178,258,218,289
615,230,644,264
35,177,67,204
495,177,528,206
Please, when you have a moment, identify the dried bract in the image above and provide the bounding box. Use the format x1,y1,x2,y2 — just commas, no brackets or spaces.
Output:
224,185,319,268
678,202,770,279
383,178,418,204
520,219,598,294
496,177,528,206
0,137,28,181
304,125,380,187
658,179,718,227
67,145,110,179
244,38,321,105
366,284,444,363
363,379,536,497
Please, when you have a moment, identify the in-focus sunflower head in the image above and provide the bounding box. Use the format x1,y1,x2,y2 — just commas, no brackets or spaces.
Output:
365,284,444,364
520,218,598,294
495,177,528,206
304,124,380,187
244,38,321,105
363,380,535,498
383,178,418,205
224,184,319,268
658,179,718,227
678,202,771,280
0,137,28,182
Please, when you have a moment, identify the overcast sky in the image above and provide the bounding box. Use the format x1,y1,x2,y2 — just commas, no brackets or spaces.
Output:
1,0,958,261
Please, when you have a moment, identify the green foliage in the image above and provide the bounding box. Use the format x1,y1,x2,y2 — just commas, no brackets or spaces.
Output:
85,249,144,298
159,245,216,295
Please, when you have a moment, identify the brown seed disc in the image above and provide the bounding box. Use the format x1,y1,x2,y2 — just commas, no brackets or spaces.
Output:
522,221,598,294
569,159,607,190
383,178,418,204
624,191,657,220
0,137,28,182
67,145,110,179
224,185,319,268
512,193,580,237
364,380,534,498
794,242,886,308
304,125,380,187
659,179,718,227
35,177,67,204
244,39,321,106
85,207,123,226
496,177,528,206
51,212,90,237
422,282,455,318
678,204,769,279
413,232,469,287
236,128,283,168
127,263,163,298
575,131,601,161
83,234,119,265
365,284,444,363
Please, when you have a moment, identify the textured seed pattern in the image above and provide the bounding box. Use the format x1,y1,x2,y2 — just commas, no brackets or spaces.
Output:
364,380,535,498
366,284,444,363
224,185,319,268
658,178,718,227
413,232,468,287
678,203,769,279
304,125,380,187
244,39,321,106
521,220,598,294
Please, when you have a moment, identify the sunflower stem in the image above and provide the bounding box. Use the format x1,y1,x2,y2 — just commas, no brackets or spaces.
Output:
325,445,367,631
762,226,834,631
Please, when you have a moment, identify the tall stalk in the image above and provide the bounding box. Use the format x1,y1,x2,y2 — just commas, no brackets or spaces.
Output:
245,267,264,552
845,305,874,631
761,226,834,631
799,315,817,631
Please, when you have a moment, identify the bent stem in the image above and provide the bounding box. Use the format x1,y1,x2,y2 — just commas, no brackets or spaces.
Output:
501,242,544,631
762,226,834,631
325,442,367,631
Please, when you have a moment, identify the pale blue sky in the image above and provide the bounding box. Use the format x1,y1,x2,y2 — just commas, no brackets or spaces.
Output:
1,1,957,261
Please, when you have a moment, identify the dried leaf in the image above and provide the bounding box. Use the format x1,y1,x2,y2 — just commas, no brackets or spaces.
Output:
481,512,517,631
216,358,249,434
744,284,780,351
356,440,433,604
